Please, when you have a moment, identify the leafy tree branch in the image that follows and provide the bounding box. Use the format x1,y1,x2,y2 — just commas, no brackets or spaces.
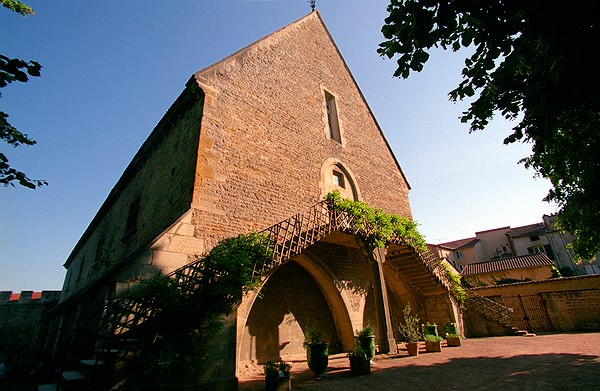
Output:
1,0,46,188
379,0,599,260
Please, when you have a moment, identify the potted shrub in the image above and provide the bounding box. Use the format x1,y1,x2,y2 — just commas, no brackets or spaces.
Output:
264,360,291,391
423,322,439,338
355,325,375,360
398,304,421,356
444,323,461,347
304,326,328,375
445,333,461,347
425,335,443,352
348,347,371,375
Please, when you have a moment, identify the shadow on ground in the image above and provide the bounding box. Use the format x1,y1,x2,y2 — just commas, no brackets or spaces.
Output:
241,352,600,390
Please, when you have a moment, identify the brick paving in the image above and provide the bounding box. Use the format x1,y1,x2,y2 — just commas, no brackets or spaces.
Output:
239,332,600,390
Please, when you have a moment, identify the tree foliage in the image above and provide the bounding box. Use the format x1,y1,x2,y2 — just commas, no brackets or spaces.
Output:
1,0,46,188
118,232,270,388
379,1,599,260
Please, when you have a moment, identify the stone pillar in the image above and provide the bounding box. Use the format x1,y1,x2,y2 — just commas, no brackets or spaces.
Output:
367,246,398,354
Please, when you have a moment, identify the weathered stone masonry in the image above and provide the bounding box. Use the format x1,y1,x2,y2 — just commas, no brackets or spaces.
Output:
39,12,459,388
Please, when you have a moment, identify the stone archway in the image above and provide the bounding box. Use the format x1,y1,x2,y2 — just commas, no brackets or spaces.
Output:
236,253,354,367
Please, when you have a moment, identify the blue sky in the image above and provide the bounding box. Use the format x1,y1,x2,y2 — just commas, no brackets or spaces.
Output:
0,0,555,292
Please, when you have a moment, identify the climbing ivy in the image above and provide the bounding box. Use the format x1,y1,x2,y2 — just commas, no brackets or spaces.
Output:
325,190,427,252
119,232,272,388
438,261,467,308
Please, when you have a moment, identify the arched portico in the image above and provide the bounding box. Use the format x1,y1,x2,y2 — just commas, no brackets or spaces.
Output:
232,200,458,373
236,250,355,367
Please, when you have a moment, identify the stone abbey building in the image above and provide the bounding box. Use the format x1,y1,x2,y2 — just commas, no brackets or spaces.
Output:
35,11,512,389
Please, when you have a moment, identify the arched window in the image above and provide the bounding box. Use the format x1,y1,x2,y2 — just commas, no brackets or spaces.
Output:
319,158,360,201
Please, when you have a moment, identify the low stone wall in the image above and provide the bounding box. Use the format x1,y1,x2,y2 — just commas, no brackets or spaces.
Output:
469,275,600,332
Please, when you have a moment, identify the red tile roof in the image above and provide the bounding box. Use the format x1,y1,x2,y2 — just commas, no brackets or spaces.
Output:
438,237,479,250
461,253,554,276
507,223,552,238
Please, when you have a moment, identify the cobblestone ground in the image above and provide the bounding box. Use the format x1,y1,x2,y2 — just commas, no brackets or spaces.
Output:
239,332,600,391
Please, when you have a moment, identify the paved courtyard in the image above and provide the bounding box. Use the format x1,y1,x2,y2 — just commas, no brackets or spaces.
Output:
239,332,600,390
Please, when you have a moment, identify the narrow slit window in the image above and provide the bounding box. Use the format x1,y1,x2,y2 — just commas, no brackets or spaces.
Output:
325,91,341,142
77,257,86,281
124,196,141,236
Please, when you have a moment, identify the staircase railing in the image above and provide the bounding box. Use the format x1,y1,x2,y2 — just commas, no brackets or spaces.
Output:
46,199,517,383
463,290,516,328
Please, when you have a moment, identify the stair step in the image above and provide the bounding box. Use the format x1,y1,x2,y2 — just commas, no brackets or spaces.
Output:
62,370,87,382
38,384,58,391
81,359,105,366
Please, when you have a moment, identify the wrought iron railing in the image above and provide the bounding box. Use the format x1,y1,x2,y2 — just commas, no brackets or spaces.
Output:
464,290,516,328
39,199,516,378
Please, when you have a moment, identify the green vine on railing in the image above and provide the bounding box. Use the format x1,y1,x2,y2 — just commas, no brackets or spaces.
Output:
325,190,427,253
437,261,467,308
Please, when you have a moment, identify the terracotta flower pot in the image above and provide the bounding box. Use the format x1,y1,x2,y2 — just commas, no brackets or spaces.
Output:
425,340,442,352
405,342,419,356
446,335,461,347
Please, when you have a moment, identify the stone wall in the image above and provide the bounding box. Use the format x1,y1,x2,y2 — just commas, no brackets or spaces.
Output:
470,275,600,332
60,83,204,300
0,291,60,373
191,12,411,247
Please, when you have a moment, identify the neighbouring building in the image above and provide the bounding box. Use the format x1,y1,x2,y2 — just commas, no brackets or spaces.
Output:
461,253,554,286
432,215,600,277
32,11,515,389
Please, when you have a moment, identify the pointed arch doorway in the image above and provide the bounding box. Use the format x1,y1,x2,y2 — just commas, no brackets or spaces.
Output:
236,251,355,366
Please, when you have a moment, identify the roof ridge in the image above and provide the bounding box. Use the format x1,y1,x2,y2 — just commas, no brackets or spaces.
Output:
194,11,317,78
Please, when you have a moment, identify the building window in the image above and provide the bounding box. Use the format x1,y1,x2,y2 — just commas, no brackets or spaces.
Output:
456,251,464,260
124,196,141,237
324,91,341,142
502,245,509,253
92,236,105,270
77,257,86,282
584,264,600,275
527,245,545,254
332,170,345,188
530,235,540,241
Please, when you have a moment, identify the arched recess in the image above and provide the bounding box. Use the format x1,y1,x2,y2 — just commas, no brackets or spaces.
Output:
319,158,361,201
236,253,354,367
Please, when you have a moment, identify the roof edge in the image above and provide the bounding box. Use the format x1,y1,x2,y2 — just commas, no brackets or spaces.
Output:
193,10,412,190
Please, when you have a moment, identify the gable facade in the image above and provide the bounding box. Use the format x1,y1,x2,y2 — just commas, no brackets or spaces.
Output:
38,12,460,388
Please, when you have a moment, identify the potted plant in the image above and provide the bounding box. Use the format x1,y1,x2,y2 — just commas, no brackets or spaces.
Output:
348,346,371,375
425,335,444,352
398,304,421,356
303,325,328,375
264,360,291,391
423,322,439,338
355,325,375,360
444,323,461,347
